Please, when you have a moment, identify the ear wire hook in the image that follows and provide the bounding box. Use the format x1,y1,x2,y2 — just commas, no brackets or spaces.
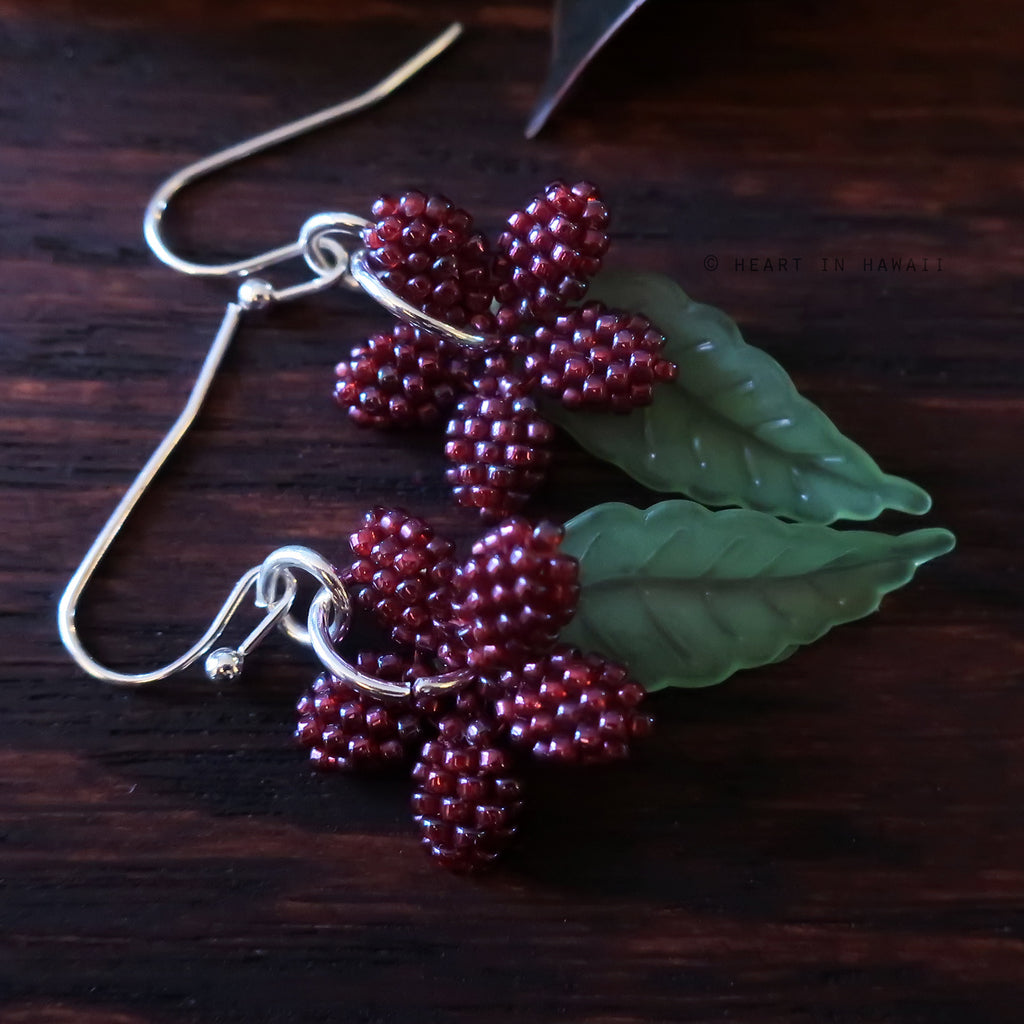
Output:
58,23,472,688
143,21,464,280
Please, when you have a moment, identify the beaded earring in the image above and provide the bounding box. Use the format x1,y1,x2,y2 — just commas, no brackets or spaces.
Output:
59,22,953,871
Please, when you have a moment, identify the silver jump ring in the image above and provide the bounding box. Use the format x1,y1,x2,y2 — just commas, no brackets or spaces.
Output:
347,248,498,350
306,589,474,702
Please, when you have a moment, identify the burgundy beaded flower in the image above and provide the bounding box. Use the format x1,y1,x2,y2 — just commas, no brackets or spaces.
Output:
295,506,653,872
347,507,458,651
332,179,681,519
499,646,652,764
494,180,610,323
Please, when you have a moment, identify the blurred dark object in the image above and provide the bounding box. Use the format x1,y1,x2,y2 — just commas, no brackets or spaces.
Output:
527,0,651,137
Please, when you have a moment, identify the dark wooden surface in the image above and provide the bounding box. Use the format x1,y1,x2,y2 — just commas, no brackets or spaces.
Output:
2,1,1021,1021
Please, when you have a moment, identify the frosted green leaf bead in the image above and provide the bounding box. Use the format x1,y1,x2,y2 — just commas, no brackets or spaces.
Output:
560,501,955,690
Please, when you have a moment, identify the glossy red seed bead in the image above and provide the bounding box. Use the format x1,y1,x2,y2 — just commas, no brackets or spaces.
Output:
426,768,455,794
400,191,427,218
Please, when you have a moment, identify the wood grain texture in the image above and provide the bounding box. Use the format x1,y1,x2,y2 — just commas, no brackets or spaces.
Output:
1,1,1021,1021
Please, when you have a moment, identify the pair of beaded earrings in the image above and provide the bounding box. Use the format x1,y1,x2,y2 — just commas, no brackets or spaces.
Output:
60,24,954,871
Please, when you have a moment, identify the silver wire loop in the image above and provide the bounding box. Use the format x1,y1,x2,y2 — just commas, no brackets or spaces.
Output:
239,236,351,308
306,588,474,702
257,545,351,648
299,211,372,278
143,22,463,281
236,567,298,655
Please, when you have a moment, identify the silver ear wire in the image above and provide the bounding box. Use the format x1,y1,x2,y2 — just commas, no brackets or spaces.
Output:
140,18,495,350
143,21,464,281
58,22,482,694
